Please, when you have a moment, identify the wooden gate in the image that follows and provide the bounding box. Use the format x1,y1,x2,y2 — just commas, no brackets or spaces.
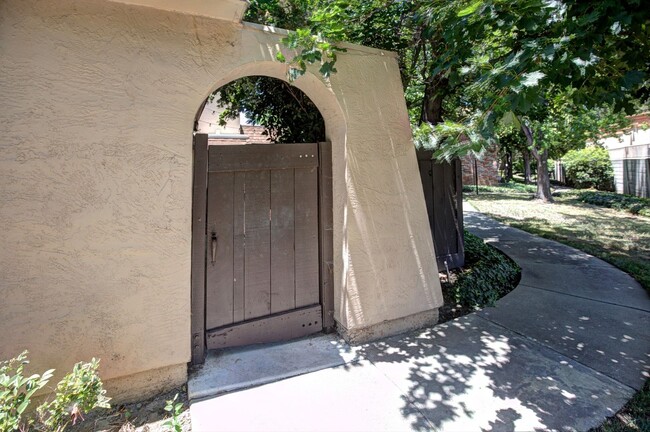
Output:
191,135,334,364
417,150,465,270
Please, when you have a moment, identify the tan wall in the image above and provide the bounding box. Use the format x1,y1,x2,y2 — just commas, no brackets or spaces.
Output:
0,0,442,397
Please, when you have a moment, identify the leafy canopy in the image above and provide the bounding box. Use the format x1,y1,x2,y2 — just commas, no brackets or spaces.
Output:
214,76,325,143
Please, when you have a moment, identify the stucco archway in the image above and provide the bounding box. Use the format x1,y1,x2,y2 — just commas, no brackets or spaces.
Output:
190,69,340,363
193,61,347,150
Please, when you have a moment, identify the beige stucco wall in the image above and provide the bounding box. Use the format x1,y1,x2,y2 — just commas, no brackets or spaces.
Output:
0,0,442,397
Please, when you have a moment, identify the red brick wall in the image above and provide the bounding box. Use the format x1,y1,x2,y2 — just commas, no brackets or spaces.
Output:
461,145,500,186
207,125,272,145
241,125,271,143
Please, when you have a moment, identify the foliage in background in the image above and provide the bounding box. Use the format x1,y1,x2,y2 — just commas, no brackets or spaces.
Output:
269,0,648,202
0,351,109,431
578,191,650,217
214,76,325,143
562,147,614,190
245,0,312,31
449,231,520,309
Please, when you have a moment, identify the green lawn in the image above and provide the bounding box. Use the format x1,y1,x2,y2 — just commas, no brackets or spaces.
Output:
466,189,650,291
465,186,650,432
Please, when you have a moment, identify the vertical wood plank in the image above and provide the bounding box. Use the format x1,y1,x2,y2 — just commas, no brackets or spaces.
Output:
419,160,435,233
205,172,235,329
318,142,335,330
191,134,208,365
294,166,320,307
232,172,246,323
432,162,450,257
454,158,465,266
244,170,272,320
270,169,296,314
442,162,457,255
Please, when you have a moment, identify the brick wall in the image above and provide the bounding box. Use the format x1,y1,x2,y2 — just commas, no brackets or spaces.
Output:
207,125,272,145
241,125,271,143
461,145,500,186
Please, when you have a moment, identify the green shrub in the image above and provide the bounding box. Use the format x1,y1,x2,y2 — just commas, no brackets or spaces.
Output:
0,351,110,431
578,191,650,217
562,147,614,190
451,231,520,309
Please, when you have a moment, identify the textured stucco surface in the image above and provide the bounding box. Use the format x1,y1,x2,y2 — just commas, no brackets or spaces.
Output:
0,0,442,395
104,363,188,404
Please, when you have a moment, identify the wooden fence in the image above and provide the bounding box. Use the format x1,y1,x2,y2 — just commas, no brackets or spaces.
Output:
417,151,465,271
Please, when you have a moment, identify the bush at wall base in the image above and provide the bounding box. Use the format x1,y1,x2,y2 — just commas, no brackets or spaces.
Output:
0,351,110,431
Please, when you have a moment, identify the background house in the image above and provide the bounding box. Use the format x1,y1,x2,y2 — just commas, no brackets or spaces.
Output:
601,113,650,198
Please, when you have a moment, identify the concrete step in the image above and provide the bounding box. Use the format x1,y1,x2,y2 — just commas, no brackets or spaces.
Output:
188,333,361,400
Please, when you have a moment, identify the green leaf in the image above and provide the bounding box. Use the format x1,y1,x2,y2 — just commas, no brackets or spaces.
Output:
16,398,30,415
319,62,336,78
457,1,483,17
520,71,545,87
275,51,286,63
621,71,644,89
500,111,521,129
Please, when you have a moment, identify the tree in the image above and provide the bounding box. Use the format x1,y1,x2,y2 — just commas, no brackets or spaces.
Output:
214,76,325,143
223,0,648,199
423,0,649,201
279,0,648,201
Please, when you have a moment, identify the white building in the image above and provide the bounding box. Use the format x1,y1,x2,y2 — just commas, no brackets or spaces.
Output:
601,114,650,197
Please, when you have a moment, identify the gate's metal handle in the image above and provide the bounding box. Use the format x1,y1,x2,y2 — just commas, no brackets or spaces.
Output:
211,232,217,263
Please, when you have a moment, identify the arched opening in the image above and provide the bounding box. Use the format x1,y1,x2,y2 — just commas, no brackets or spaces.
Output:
192,61,347,149
195,76,326,144
190,72,338,364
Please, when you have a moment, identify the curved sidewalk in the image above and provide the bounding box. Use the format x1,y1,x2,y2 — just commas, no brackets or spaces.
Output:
191,209,650,432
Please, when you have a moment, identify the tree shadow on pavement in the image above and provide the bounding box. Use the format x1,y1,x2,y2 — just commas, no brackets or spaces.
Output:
337,314,636,432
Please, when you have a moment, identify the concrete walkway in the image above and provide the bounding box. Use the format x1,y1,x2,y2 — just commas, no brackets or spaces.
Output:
190,207,650,432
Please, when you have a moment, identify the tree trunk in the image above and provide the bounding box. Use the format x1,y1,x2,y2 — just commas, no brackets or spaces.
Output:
420,78,447,125
532,148,553,202
505,150,513,182
521,122,553,202
522,149,531,184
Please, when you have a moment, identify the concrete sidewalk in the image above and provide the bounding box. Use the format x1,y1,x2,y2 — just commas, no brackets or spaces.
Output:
190,208,650,432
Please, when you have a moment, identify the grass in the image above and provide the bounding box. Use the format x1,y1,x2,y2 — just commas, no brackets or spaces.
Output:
466,188,650,292
462,181,537,195
465,184,650,432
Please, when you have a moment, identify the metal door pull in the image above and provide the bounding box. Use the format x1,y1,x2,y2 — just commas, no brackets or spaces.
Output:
211,233,218,263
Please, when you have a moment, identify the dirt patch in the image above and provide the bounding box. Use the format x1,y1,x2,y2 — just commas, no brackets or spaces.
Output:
71,388,191,432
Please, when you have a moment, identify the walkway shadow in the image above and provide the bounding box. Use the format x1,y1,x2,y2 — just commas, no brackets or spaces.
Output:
343,314,634,432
